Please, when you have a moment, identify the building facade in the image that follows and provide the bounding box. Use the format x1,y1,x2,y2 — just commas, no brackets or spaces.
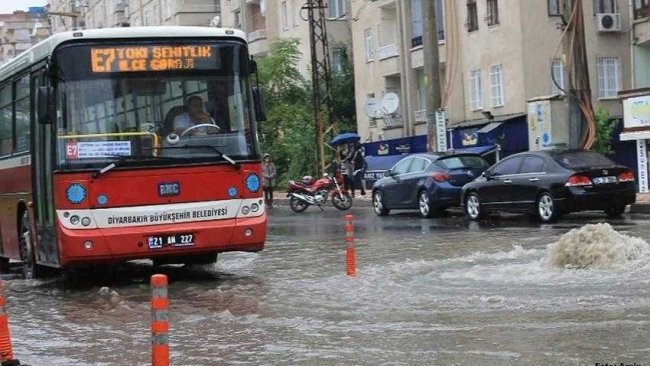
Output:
219,0,351,76
352,0,631,155
0,8,51,65
49,0,220,33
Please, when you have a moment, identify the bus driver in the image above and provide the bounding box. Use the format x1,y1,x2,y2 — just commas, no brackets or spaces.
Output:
173,95,219,136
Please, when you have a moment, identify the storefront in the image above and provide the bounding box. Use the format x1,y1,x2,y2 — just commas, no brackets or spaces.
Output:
619,91,650,193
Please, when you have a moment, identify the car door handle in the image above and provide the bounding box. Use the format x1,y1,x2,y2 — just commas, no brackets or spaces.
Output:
503,179,512,184
529,178,539,182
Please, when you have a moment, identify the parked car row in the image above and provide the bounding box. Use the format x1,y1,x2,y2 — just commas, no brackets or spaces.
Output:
371,149,637,222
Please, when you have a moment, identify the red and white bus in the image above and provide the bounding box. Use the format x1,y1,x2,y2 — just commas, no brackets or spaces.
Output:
0,27,267,276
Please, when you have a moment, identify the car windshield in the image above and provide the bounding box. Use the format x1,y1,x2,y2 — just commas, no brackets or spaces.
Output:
436,155,487,169
553,151,616,169
52,41,259,170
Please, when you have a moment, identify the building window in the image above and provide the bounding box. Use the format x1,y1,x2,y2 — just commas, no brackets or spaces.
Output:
436,0,445,40
548,0,562,16
634,0,650,19
594,0,617,14
551,58,565,95
486,0,499,26
331,47,344,73
597,56,621,99
291,0,298,26
412,0,423,47
466,0,478,32
328,0,345,19
364,28,374,62
234,11,241,27
470,69,483,110
416,69,426,110
281,1,288,30
490,64,504,107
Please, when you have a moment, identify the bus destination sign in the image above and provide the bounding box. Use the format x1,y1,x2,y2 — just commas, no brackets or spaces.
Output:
90,45,219,73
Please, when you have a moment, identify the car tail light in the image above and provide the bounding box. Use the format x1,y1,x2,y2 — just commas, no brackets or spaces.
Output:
618,170,635,183
432,172,450,182
565,174,592,187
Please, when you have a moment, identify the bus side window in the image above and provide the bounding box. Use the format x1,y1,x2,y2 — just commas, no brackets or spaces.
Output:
0,85,11,156
15,74,30,153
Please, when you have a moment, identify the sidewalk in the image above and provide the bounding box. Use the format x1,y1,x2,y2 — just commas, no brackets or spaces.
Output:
273,191,373,206
631,193,650,214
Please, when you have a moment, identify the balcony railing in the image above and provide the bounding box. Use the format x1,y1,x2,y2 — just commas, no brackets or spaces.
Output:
414,109,427,123
377,44,398,60
383,115,404,129
247,29,267,42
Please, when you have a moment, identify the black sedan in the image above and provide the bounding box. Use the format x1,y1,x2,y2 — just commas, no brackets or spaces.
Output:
372,153,488,218
461,150,636,222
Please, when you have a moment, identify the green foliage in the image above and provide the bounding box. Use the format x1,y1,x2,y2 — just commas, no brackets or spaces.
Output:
258,39,314,184
593,107,618,156
257,39,358,184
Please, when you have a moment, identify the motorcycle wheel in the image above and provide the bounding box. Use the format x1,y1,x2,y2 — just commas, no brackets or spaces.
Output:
289,196,309,213
332,192,353,210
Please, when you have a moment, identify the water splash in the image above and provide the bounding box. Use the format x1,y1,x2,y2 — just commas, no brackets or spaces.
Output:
546,223,650,269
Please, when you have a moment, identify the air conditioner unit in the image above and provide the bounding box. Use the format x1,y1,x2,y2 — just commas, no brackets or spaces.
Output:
596,13,621,32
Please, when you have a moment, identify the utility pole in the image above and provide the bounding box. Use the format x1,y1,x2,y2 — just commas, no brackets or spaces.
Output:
422,0,442,152
304,0,334,175
564,0,585,149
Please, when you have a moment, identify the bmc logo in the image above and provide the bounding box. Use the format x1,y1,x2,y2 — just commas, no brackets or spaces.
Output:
158,182,180,197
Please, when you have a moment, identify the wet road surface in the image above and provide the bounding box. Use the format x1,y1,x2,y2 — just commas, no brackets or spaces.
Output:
6,207,650,365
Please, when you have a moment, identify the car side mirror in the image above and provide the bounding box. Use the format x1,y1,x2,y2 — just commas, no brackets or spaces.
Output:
384,170,393,177
482,171,491,180
37,86,54,124
253,87,267,122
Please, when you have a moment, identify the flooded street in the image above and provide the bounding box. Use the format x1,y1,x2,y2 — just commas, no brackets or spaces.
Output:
6,207,650,365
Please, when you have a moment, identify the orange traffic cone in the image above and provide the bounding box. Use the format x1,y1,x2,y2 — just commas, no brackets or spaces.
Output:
345,215,356,277
151,274,169,366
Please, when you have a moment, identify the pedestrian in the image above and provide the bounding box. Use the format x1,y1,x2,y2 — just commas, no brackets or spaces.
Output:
352,142,367,196
262,153,276,208
341,144,355,196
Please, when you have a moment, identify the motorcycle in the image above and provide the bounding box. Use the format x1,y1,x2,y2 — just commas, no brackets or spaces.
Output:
287,173,353,213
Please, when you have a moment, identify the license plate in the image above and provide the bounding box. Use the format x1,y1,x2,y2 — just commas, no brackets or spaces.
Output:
592,176,617,185
147,233,194,249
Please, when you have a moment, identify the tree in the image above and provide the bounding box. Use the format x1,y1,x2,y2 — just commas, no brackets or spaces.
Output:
257,39,315,184
593,107,618,155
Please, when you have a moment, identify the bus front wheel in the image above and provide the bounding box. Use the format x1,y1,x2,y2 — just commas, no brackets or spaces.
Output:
18,211,47,279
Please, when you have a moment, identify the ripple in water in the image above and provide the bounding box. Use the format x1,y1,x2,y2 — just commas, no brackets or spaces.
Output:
546,223,650,269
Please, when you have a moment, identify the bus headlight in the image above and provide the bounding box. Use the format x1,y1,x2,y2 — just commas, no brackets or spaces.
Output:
81,217,92,227
70,215,80,225
250,203,259,213
241,206,250,215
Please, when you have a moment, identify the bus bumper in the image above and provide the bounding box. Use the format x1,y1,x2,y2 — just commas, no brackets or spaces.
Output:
56,213,267,266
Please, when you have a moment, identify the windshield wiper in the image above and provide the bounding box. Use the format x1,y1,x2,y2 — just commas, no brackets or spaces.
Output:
92,155,180,178
159,145,240,168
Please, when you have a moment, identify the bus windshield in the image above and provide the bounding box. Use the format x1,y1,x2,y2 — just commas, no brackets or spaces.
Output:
51,40,259,170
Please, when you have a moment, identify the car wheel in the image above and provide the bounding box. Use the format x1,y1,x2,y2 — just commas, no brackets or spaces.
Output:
373,190,390,216
465,192,483,220
605,204,626,218
536,192,558,223
418,190,435,218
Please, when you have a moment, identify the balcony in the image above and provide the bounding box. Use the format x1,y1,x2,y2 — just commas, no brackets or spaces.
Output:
247,29,268,56
382,115,404,129
247,29,267,42
414,109,427,124
635,4,650,19
378,44,398,60
635,18,650,46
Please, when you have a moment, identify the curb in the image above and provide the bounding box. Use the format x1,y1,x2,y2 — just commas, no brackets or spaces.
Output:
630,203,650,214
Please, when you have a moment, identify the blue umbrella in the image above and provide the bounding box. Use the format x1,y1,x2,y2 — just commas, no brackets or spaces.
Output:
330,132,360,146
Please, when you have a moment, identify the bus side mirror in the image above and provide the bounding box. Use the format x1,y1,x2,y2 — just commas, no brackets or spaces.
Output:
253,87,267,122
37,86,53,124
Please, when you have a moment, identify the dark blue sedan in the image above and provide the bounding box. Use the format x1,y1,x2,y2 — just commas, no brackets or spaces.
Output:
372,153,489,217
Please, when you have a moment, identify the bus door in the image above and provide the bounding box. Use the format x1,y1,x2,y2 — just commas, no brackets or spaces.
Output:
32,67,58,266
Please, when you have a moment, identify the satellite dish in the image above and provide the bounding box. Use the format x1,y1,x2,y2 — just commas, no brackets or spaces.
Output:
381,93,399,114
364,98,381,119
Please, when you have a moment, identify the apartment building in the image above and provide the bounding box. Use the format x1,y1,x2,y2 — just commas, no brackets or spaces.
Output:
220,0,351,77
0,8,51,64
49,0,220,33
353,0,631,157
